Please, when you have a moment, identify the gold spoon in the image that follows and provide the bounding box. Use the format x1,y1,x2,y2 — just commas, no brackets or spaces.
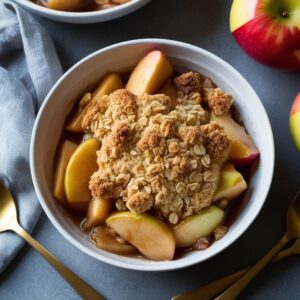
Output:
172,238,300,300
0,182,105,300
213,191,300,300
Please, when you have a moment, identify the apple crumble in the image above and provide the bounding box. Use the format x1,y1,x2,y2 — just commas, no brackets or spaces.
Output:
83,72,232,224
53,50,259,261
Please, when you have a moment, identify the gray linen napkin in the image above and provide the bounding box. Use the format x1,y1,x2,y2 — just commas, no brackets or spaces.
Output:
0,0,62,272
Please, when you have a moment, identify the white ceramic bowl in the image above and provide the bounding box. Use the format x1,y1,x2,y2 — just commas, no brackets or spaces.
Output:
12,0,151,24
30,39,274,271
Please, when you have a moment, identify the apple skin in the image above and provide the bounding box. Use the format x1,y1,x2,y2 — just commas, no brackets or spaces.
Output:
231,152,260,166
230,0,300,69
290,93,300,151
211,113,260,166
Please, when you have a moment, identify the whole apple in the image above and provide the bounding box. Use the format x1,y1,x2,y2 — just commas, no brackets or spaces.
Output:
290,93,300,150
230,0,300,69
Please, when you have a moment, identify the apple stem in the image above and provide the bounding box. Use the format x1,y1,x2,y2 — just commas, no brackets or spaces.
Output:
281,10,289,18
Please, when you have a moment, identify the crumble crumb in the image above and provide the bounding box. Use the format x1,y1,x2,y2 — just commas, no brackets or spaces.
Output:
193,237,211,250
109,89,137,116
89,173,117,199
178,126,202,145
137,129,162,151
82,102,101,130
206,88,233,115
109,122,131,147
126,192,154,214
213,225,228,241
200,122,230,162
168,141,180,154
173,72,202,95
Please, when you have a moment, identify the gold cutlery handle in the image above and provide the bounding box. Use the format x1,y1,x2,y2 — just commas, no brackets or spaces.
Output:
172,240,296,300
172,269,245,300
214,235,289,300
13,224,105,300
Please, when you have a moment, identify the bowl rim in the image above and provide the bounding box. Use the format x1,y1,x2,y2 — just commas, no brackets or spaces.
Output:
30,38,275,271
12,0,147,17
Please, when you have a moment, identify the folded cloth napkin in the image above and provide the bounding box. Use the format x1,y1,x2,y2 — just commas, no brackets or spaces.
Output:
0,0,62,272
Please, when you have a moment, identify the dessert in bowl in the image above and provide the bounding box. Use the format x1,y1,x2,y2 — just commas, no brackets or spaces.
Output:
12,0,150,23
32,0,132,12
30,39,274,271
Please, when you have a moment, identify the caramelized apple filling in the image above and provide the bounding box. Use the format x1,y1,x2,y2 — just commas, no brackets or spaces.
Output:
53,51,259,261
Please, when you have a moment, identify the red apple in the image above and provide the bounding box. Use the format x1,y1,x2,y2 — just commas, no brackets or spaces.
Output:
230,0,300,69
211,113,260,166
290,93,300,151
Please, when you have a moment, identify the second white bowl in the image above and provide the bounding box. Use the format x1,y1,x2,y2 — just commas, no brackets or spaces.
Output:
12,0,151,23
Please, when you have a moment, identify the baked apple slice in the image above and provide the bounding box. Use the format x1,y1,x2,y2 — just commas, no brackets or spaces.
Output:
83,198,114,230
91,226,136,255
214,163,247,201
65,138,100,203
106,212,175,261
211,112,259,166
53,140,78,203
47,0,85,11
66,73,123,132
126,51,173,95
172,206,224,247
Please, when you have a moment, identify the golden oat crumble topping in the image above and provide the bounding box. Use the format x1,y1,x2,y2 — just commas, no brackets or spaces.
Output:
213,225,228,241
173,72,233,116
203,87,233,116
83,73,231,223
173,72,202,96
200,122,231,163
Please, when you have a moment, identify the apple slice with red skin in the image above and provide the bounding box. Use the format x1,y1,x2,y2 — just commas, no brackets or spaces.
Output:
230,0,300,69
211,113,260,166
214,163,247,202
290,93,300,151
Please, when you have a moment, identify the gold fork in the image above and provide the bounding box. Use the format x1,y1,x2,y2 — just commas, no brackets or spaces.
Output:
173,192,300,300
172,239,300,300
0,182,105,300
214,192,300,299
